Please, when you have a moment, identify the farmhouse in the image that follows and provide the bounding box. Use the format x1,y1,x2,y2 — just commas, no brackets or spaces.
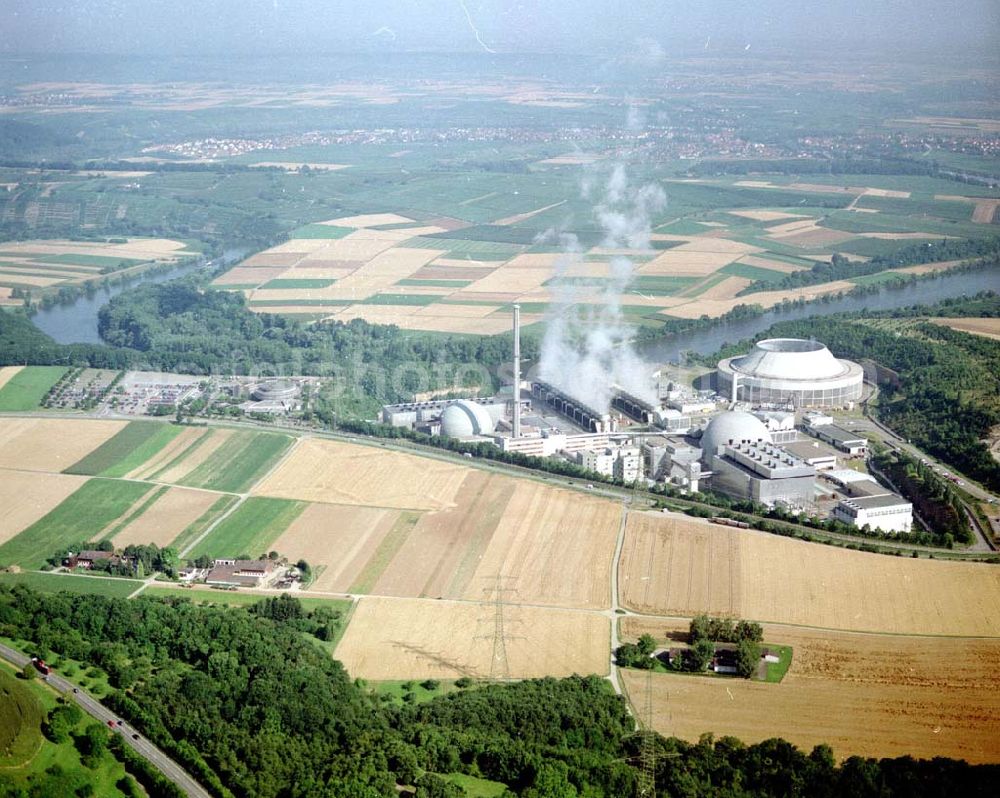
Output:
205,558,276,588
67,550,117,569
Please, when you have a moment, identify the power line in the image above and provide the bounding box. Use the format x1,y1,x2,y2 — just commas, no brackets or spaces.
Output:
476,573,520,682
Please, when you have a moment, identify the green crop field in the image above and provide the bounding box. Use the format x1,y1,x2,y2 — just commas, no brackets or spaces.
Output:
0,479,152,569
0,571,142,598
288,223,353,239
186,497,306,560
0,667,43,768
177,430,294,493
65,421,183,477
31,253,145,268
169,494,240,553
0,366,66,411
361,293,442,306
720,261,790,283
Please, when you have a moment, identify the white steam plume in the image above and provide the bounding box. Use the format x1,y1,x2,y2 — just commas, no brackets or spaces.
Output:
537,165,664,414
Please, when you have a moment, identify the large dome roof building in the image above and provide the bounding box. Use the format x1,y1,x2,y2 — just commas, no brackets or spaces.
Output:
440,399,496,438
717,338,863,408
699,411,773,463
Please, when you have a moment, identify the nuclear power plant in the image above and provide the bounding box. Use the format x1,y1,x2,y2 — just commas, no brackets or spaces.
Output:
378,309,910,532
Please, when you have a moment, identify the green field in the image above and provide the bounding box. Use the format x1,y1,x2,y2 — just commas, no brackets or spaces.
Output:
288,223,353,239
0,571,142,598
186,497,306,559
169,494,240,553
32,253,145,268
361,293,442,306
261,278,337,289
441,772,508,797
764,644,794,683
0,667,43,768
177,430,293,493
720,261,791,283
0,661,133,796
0,479,152,569
0,366,66,411
64,420,183,477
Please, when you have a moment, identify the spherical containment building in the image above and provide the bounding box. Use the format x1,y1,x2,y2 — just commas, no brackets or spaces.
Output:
440,399,496,438
699,411,772,463
717,338,863,408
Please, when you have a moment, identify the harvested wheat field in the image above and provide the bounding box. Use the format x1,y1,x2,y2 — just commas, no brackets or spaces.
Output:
110,487,221,548
929,317,1000,341
697,276,752,301
463,480,619,608
620,511,1000,636
0,366,24,392
622,661,1000,764
254,438,469,511
335,596,610,680
728,210,809,222
270,503,402,592
0,418,125,473
364,472,618,607
0,469,88,544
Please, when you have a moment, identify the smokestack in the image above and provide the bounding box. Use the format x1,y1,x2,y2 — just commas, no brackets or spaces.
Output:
512,304,521,438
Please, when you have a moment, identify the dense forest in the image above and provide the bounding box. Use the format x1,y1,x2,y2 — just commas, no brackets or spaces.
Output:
0,586,997,798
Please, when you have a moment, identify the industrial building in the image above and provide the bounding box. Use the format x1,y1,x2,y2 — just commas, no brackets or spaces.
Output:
833,493,913,534
717,338,864,408
700,411,816,508
807,423,869,456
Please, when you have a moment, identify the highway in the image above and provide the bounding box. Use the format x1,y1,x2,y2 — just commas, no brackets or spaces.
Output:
0,642,211,798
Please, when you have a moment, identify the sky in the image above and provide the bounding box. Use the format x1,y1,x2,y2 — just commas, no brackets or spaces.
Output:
1,0,997,57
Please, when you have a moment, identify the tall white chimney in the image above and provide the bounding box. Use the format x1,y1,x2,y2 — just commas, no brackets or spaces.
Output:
512,304,521,439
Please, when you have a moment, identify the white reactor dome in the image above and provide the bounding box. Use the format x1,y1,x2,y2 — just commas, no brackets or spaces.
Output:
700,411,772,462
440,400,495,438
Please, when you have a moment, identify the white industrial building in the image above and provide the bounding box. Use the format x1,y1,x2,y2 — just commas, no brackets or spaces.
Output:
717,338,864,408
700,411,816,508
833,494,913,534
576,445,644,482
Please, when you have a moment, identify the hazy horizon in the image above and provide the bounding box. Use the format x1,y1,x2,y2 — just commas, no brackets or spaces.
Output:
2,1,997,59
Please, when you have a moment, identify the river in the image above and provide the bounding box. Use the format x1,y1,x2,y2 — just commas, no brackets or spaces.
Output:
27,259,1000,357
638,268,1000,363
29,248,248,345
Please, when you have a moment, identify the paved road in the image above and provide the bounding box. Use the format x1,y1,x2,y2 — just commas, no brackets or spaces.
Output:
0,642,211,798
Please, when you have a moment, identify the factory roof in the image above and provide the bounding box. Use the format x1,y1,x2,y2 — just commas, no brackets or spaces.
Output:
840,494,911,510
814,425,868,445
